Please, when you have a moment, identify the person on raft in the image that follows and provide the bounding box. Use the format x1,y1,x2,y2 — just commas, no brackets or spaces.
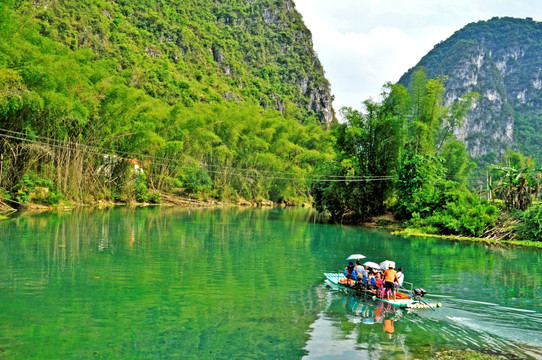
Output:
383,264,400,301
355,260,364,279
395,267,404,291
344,261,356,279
375,271,384,297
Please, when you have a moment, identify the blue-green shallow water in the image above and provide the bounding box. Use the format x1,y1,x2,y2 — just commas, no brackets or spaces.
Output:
0,207,541,359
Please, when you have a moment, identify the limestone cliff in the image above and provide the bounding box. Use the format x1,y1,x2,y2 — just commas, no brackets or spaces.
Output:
399,17,542,160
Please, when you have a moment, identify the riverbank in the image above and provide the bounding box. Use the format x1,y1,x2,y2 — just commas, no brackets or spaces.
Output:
358,213,542,249
3,199,541,250
0,199,16,219
393,228,542,249
0,192,305,219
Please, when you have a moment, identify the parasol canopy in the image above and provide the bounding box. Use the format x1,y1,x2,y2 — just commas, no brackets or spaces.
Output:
363,261,381,270
379,260,396,270
346,254,366,261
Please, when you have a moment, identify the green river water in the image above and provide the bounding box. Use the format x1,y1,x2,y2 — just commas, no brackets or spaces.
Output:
0,207,541,359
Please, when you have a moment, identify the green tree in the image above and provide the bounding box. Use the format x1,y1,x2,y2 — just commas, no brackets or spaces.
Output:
312,98,402,220
491,152,541,211
440,140,477,186
403,68,447,155
517,204,542,241
392,68,479,220
437,92,480,151
394,151,449,220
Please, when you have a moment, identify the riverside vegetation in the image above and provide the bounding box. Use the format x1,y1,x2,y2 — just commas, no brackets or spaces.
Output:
0,0,334,208
312,69,542,246
1,1,542,245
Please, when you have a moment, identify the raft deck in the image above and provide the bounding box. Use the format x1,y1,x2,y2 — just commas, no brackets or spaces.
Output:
324,272,440,309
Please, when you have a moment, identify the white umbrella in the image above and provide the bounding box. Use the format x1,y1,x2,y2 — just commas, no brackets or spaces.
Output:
346,254,366,261
363,261,381,270
379,260,396,270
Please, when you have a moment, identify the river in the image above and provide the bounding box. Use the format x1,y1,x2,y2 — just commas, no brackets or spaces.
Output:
0,207,540,359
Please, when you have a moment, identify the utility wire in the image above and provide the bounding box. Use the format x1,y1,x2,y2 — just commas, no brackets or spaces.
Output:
0,130,395,183
1,127,499,182
0,128,499,182
0,128,393,180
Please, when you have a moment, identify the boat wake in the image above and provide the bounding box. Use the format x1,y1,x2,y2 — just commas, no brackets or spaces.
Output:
313,284,542,359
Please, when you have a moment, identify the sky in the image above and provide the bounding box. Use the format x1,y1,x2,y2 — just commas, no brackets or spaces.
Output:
294,0,542,112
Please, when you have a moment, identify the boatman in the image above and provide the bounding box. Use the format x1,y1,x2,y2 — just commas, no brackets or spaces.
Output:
383,265,399,301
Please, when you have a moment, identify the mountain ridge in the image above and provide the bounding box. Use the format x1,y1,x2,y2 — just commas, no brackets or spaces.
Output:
399,16,542,161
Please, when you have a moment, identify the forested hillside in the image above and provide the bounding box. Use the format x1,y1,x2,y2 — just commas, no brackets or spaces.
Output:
313,69,542,244
0,0,335,206
399,17,542,163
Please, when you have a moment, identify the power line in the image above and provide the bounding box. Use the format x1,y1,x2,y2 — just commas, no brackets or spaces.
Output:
0,127,393,180
0,129,395,183
0,128,501,183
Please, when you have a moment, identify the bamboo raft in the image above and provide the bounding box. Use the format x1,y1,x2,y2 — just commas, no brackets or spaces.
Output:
324,272,441,309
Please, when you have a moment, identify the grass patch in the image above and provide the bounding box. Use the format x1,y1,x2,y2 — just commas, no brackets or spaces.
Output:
501,239,542,248
394,228,542,249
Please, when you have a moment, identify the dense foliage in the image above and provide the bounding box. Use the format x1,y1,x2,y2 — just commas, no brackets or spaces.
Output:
391,71,498,236
311,97,402,221
410,189,498,237
312,66,542,241
314,69,501,237
488,150,541,211
515,114,542,162
0,0,335,205
517,204,542,241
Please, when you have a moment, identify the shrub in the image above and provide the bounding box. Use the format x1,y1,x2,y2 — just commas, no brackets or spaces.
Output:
410,190,498,237
135,173,150,202
183,169,212,195
161,176,183,192
12,173,63,205
517,204,542,241
133,173,159,203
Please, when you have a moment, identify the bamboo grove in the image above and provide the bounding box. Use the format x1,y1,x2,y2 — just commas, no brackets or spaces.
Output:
0,0,335,206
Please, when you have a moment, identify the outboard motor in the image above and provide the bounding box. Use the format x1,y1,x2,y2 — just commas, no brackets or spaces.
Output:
413,288,427,300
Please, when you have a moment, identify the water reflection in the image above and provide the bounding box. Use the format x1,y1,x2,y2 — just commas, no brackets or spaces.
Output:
0,207,541,359
342,295,402,333
0,207,327,359
304,288,415,359
304,285,542,359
